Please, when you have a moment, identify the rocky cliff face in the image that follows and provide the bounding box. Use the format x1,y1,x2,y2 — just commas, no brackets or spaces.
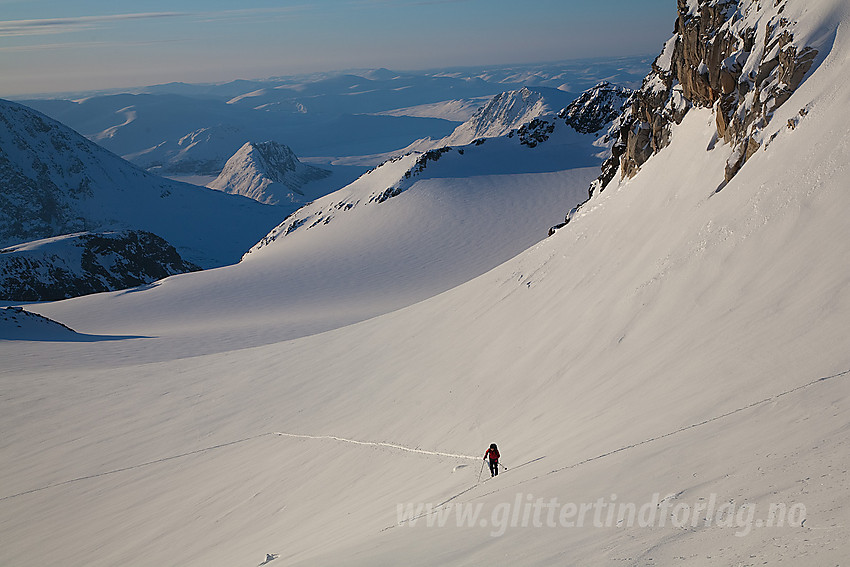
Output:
0,230,200,301
589,0,822,197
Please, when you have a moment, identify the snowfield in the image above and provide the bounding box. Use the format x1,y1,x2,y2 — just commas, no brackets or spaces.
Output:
2,1,850,566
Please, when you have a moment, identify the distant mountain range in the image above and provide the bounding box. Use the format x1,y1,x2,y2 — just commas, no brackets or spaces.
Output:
18,58,651,176
251,81,630,254
0,99,284,274
0,62,639,301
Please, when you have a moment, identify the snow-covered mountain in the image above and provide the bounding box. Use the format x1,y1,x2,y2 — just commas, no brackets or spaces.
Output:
439,87,572,146
129,124,250,176
0,99,284,268
207,141,331,206
20,93,457,175
250,81,632,250
402,82,630,159
0,230,199,301
3,0,850,566
248,89,616,254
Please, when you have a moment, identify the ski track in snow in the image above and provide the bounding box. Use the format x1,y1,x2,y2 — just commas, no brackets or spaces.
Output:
0,433,274,502
273,432,479,460
4,368,847,516
0,432,477,502
388,367,850,527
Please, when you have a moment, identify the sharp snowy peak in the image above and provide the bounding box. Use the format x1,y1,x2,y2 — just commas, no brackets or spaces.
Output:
441,87,572,146
207,141,331,206
0,99,283,267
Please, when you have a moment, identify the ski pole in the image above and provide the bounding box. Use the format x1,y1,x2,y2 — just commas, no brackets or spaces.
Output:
499,462,509,471
477,459,485,482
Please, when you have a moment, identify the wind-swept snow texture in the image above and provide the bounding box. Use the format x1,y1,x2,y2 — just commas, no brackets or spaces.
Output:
0,99,285,268
2,0,850,565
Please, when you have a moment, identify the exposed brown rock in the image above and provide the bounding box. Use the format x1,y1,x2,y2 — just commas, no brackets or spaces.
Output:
588,0,820,198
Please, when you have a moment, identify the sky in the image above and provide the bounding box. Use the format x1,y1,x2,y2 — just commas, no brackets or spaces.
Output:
0,0,675,97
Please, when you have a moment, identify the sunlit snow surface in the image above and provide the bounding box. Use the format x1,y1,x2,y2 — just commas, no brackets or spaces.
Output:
2,2,850,565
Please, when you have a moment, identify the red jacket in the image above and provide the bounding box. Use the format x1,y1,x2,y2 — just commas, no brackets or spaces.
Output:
484,448,499,462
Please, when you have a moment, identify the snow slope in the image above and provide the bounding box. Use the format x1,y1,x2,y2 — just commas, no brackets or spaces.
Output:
373,97,493,121
250,115,608,256
17,170,595,359
0,306,78,340
2,1,849,566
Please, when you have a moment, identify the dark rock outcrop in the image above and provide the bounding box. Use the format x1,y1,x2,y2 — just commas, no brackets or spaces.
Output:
559,82,633,135
0,230,200,301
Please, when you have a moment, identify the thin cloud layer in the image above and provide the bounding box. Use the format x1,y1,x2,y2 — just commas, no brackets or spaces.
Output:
0,7,312,38
0,12,187,37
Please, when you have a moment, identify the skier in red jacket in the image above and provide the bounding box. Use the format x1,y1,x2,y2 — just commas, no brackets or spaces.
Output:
484,443,500,477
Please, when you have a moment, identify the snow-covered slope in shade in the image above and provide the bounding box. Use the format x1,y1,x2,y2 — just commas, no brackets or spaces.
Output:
0,99,284,267
0,305,78,340
207,141,331,206
2,0,850,566
128,124,249,176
